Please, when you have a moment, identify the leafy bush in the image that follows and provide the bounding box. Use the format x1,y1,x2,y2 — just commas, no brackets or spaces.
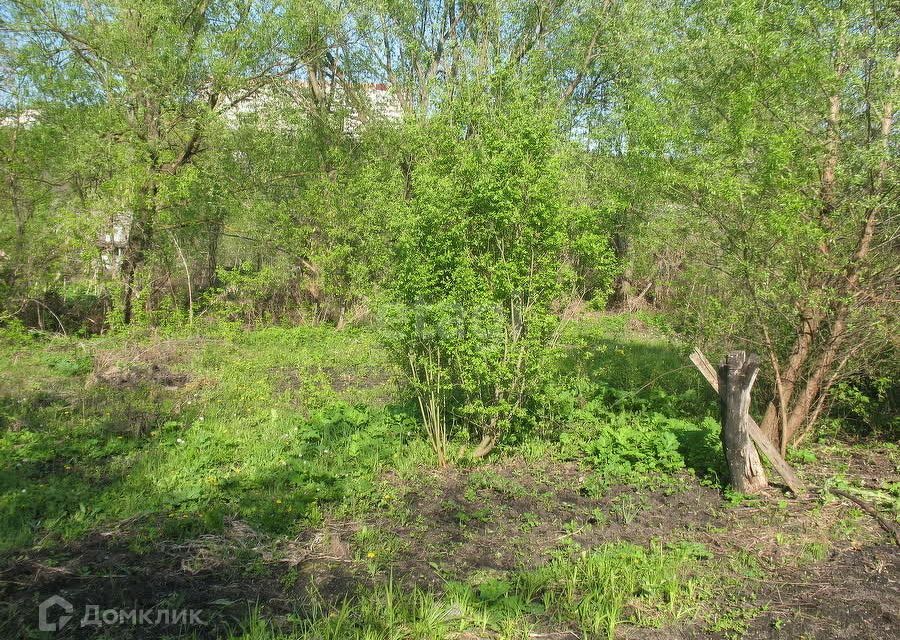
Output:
201,261,306,325
387,80,570,461
41,353,92,376
559,408,685,481
827,377,899,440
0,318,33,346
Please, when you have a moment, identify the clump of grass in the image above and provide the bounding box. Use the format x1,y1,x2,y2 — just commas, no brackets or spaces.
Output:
467,469,528,499
228,542,707,640
519,541,706,637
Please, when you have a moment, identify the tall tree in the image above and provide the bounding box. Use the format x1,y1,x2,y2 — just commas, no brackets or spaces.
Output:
4,0,330,321
656,0,899,448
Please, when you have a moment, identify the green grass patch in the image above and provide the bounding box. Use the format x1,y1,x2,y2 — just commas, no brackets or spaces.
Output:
228,541,707,640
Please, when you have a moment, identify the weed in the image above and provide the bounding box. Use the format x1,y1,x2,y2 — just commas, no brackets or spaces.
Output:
801,542,829,563
788,448,818,464
467,469,528,499
830,508,863,539
280,567,300,591
708,603,765,638
588,507,607,526
520,512,541,531
559,410,686,484
228,542,706,640
610,493,645,525
723,488,759,507
353,526,404,574
728,551,764,579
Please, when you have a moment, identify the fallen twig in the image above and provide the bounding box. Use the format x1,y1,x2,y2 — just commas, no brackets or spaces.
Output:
827,487,900,547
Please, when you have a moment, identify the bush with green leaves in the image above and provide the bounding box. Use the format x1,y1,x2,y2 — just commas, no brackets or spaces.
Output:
559,406,686,482
201,261,304,325
388,81,570,462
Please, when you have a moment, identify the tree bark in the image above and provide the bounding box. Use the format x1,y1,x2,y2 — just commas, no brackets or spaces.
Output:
471,433,497,458
719,351,768,494
759,310,821,447
690,348,804,494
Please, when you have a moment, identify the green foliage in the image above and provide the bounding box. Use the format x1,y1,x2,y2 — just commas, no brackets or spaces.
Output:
229,542,704,640
633,0,899,445
1,0,895,446
41,352,92,376
560,409,685,482
388,79,572,458
202,262,304,325
0,319,34,346
4,2,899,636
787,448,818,465
827,378,899,440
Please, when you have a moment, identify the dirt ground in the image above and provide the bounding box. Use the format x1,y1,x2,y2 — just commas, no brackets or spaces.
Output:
740,544,899,640
2,451,898,639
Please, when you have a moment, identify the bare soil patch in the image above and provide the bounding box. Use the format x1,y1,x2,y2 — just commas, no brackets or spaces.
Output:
741,544,899,640
369,459,721,589
2,452,897,639
89,338,201,389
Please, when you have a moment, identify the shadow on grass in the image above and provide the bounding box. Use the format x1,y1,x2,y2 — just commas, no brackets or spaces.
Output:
557,319,716,421
0,398,415,638
0,318,730,638
0,517,301,639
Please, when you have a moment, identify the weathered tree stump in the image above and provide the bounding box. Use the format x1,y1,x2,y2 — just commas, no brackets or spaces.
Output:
719,351,768,493
690,348,804,494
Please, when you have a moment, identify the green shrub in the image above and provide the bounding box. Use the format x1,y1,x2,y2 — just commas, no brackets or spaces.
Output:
201,261,304,325
560,408,685,481
387,79,570,462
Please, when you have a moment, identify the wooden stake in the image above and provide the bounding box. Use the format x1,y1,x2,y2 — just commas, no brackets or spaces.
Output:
690,348,805,495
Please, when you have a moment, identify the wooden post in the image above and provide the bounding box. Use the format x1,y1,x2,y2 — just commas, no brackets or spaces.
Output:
689,348,805,494
719,351,768,494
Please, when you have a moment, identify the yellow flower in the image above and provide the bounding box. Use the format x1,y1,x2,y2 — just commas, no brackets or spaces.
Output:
366,551,376,559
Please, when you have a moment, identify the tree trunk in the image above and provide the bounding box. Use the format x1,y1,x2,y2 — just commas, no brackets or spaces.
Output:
759,310,821,449
121,257,137,325
471,414,500,458
205,217,224,290
719,351,768,494
471,433,497,458
119,199,154,324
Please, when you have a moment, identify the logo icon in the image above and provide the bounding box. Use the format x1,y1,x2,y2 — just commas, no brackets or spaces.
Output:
39,595,73,632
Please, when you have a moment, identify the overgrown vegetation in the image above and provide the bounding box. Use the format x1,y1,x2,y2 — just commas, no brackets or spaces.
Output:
3,0,896,449
2,317,897,638
0,1,898,638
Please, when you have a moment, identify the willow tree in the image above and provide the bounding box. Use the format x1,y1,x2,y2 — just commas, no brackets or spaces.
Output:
4,0,332,322
658,0,899,449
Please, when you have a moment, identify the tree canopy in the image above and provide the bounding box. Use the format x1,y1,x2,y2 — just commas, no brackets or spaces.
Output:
2,0,897,450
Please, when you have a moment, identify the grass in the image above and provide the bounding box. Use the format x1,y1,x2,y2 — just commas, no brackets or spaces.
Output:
0,323,415,551
225,542,706,640
1,313,894,639
1,314,726,553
